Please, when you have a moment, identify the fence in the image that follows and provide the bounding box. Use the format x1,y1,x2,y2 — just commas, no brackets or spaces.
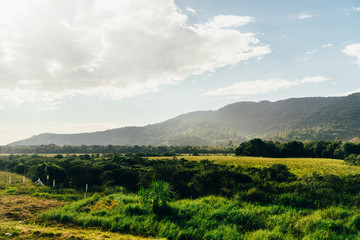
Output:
0,171,89,193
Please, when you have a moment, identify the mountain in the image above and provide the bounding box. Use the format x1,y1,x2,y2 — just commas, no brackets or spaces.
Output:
9,93,360,146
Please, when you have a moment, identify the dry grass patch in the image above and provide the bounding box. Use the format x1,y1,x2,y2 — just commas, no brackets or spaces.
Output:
1,221,162,240
0,194,66,222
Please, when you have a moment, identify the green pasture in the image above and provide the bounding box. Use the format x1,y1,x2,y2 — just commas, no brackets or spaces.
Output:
148,155,360,176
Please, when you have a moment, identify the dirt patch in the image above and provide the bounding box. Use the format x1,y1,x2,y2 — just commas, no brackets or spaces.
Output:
0,194,66,222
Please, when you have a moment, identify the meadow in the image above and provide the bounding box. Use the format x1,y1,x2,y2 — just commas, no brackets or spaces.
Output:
148,155,360,176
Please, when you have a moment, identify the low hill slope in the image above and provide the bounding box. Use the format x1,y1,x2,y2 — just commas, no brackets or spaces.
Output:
9,93,360,146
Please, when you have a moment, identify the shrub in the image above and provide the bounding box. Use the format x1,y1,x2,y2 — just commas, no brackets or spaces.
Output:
139,180,174,213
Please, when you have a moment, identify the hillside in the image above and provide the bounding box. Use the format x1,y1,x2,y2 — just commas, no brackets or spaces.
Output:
9,93,360,146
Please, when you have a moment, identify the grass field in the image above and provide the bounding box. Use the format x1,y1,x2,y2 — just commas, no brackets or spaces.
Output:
43,192,360,240
148,155,360,176
0,172,159,240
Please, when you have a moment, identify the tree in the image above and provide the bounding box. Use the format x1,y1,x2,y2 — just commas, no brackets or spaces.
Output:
235,138,278,157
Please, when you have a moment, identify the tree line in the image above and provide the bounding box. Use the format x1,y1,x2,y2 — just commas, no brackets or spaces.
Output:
235,138,360,164
0,144,233,155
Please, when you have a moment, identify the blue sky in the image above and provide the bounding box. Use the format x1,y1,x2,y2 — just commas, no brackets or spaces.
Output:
0,0,359,145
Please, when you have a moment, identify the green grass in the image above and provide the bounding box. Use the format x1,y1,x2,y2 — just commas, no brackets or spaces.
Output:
0,171,34,195
148,155,360,177
0,171,85,201
0,171,158,240
43,193,360,240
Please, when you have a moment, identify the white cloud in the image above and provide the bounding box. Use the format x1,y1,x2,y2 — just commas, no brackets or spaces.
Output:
306,50,318,55
204,76,330,96
298,13,313,19
352,7,360,11
300,76,331,83
343,43,360,66
321,43,332,48
201,15,255,29
0,0,270,108
204,79,298,96
186,7,196,14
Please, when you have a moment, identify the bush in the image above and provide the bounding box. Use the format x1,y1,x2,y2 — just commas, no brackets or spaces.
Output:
139,180,174,213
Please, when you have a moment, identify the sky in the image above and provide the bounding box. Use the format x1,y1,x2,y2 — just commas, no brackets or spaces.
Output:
0,0,359,145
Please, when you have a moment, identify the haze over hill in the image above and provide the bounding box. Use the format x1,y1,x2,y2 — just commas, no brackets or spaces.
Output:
9,93,360,146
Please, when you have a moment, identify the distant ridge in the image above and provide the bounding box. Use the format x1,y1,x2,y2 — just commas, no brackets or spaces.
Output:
9,93,360,146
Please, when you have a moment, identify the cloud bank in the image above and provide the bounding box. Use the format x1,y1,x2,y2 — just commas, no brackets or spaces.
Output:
0,0,270,107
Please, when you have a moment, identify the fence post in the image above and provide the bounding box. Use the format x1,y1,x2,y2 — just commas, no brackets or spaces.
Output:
23,176,25,184
8,176,11,184
53,179,55,187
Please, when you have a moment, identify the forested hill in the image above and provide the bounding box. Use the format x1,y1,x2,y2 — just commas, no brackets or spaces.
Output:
9,93,360,146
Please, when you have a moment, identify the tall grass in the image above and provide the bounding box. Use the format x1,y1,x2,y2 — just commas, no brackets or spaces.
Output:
42,193,360,240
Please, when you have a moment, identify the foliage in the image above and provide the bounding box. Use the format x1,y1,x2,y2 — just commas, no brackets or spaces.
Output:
1,144,234,155
43,193,360,240
4,152,360,239
235,138,360,163
2,154,360,208
149,155,360,177
139,180,174,213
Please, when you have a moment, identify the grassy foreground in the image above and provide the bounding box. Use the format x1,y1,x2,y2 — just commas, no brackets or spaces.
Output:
0,172,159,240
148,155,360,176
3,154,360,239
43,193,360,240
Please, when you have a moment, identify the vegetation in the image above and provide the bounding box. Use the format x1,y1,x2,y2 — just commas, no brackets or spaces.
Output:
2,153,360,207
0,220,158,240
43,193,360,240
3,145,360,239
0,171,157,240
235,138,360,162
0,144,234,155
148,155,360,177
